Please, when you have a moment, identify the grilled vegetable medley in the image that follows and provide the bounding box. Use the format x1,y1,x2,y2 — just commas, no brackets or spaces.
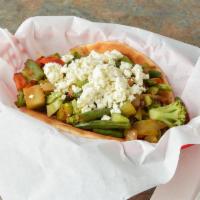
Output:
14,49,187,142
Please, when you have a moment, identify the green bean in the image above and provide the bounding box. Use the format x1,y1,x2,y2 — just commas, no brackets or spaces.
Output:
93,129,124,138
71,99,80,114
144,79,157,86
79,108,110,122
46,92,62,104
148,86,159,95
15,90,26,107
66,115,79,125
67,108,110,124
51,52,61,58
149,70,161,78
144,95,153,106
75,120,131,130
157,84,172,91
121,56,134,65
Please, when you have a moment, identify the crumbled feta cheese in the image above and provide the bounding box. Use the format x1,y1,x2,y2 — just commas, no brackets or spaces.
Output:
132,64,149,86
131,84,146,95
43,50,148,114
54,79,68,92
101,115,111,120
123,69,132,78
60,64,68,73
43,62,63,84
110,103,121,114
104,50,123,60
71,85,82,93
120,61,132,70
61,53,74,63
61,94,66,100
90,50,103,60
28,94,34,99
128,94,135,102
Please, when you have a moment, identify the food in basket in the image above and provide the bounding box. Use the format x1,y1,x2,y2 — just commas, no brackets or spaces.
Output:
14,41,187,142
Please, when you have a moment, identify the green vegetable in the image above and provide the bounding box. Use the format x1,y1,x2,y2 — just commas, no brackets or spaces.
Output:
46,92,62,104
144,79,157,86
79,108,110,122
121,101,136,117
66,115,79,125
157,84,172,91
23,85,45,109
147,84,171,94
71,99,80,114
111,113,129,123
121,56,134,64
75,120,131,130
144,95,152,106
148,86,159,95
67,108,110,124
148,70,161,78
22,59,44,81
51,52,61,58
93,129,124,138
142,63,152,73
40,80,54,93
56,103,73,121
149,99,187,127
47,98,63,117
73,91,82,98
75,80,87,87
116,56,134,67
71,51,82,59
15,90,26,107
142,63,150,68
149,102,161,109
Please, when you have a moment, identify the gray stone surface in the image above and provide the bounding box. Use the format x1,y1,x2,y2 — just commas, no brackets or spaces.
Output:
0,0,199,46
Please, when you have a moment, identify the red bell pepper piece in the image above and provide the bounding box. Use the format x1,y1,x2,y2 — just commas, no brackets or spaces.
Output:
36,56,65,66
13,73,27,90
36,56,45,66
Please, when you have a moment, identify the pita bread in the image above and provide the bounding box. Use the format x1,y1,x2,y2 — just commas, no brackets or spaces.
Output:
20,41,175,141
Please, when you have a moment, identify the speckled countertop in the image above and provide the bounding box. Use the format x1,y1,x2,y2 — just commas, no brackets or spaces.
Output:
0,0,199,200
1,0,200,47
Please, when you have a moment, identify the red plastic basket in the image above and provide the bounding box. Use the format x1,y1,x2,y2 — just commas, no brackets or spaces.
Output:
181,144,194,150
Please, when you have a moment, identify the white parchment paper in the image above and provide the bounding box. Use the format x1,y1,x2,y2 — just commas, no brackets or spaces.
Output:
0,16,200,200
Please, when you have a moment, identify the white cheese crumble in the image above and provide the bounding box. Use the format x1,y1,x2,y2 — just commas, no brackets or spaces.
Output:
101,115,111,121
71,85,82,93
28,94,34,99
43,62,63,84
61,53,74,63
61,94,66,100
132,64,149,86
43,50,149,114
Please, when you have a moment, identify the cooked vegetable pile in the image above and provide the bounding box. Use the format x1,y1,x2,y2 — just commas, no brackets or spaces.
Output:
14,50,187,142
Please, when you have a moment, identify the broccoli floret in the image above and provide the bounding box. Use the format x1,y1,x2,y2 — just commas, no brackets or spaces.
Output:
149,98,187,127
